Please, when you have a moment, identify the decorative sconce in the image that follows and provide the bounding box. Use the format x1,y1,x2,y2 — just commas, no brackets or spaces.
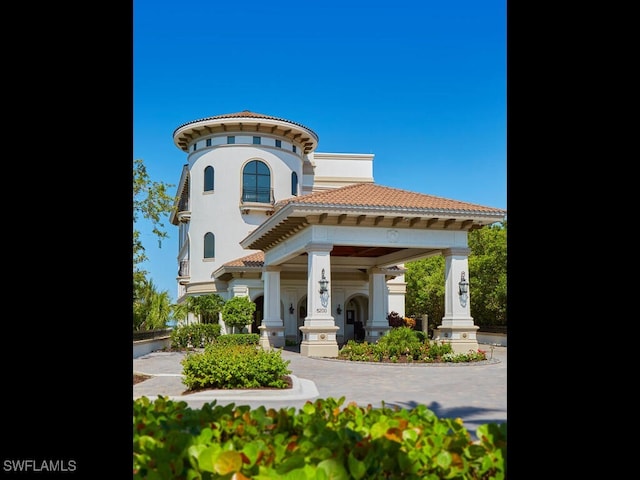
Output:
458,271,469,295
289,303,295,315
318,268,329,295
336,304,342,315
458,271,469,307
318,268,329,307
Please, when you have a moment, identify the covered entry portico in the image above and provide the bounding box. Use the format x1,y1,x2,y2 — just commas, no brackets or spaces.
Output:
239,183,506,357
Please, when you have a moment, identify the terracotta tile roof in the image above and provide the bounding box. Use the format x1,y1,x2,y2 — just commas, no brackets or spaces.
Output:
223,251,265,268
276,183,505,214
173,110,317,138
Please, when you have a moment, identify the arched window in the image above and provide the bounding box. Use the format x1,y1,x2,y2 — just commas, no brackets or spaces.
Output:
204,166,214,192
291,171,298,196
242,160,271,203
204,232,215,258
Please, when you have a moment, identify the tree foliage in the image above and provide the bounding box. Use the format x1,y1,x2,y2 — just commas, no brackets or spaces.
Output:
187,294,226,324
132,158,177,331
133,278,172,331
405,255,445,324
222,296,256,333
133,158,175,279
405,221,507,327
468,221,507,326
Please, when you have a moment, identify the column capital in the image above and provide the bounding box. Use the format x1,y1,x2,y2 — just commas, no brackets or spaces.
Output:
305,242,333,253
367,267,386,275
442,247,471,257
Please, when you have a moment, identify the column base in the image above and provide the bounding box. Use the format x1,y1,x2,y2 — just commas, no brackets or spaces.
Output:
433,325,480,354
299,325,339,357
258,325,285,349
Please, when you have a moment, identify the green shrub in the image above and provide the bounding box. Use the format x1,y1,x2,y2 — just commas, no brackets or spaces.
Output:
414,329,428,343
338,333,486,363
170,323,221,349
425,340,454,359
338,340,373,361
215,333,259,346
181,343,291,390
222,296,256,333
375,326,423,358
133,396,506,479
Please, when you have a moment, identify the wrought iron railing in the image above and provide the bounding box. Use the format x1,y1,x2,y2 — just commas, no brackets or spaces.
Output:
241,187,274,204
133,328,173,341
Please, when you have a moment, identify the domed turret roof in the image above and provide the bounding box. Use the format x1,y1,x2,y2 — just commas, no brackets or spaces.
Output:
173,110,319,154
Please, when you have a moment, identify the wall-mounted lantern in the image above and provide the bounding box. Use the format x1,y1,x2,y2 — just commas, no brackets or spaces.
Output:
319,268,329,307
318,268,329,295
458,271,469,307
458,271,469,296
336,304,342,315
289,303,295,315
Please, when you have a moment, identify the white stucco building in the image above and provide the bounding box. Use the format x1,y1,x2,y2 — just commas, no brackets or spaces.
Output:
170,111,506,357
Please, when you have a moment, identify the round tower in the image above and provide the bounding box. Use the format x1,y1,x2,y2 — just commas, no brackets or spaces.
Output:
172,111,319,298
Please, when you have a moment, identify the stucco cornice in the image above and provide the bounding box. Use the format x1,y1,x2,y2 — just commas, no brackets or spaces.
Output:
240,202,503,252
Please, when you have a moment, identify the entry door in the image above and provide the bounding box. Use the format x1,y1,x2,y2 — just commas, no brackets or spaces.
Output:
346,309,356,341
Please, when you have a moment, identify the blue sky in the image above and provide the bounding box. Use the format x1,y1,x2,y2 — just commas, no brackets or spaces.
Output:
133,0,506,303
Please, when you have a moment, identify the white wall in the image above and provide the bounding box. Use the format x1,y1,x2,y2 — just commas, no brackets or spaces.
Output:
308,152,374,190
186,143,303,284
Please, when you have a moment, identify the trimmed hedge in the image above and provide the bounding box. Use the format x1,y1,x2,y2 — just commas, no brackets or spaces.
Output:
181,343,291,390
170,323,222,349
215,333,260,346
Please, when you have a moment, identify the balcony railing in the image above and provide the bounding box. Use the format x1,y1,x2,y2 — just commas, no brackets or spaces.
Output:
239,187,275,214
241,187,274,204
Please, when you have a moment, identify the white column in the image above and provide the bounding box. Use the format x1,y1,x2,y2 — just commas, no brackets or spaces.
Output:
441,248,473,325
259,266,285,349
386,265,407,317
434,247,479,353
305,244,333,325
365,267,390,342
300,243,339,357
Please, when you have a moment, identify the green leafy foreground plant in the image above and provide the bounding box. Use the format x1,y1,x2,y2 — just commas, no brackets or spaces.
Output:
133,396,506,479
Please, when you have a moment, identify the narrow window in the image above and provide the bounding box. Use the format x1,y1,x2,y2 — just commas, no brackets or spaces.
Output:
192,143,197,151
206,138,212,147
291,171,298,196
204,166,214,192
275,139,282,148
242,160,271,203
292,145,297,153
204,232,215,258
253,136,261,145
227,136,235,144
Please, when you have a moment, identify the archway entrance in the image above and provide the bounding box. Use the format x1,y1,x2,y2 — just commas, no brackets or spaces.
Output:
343,294,369,342
251,295,264,334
